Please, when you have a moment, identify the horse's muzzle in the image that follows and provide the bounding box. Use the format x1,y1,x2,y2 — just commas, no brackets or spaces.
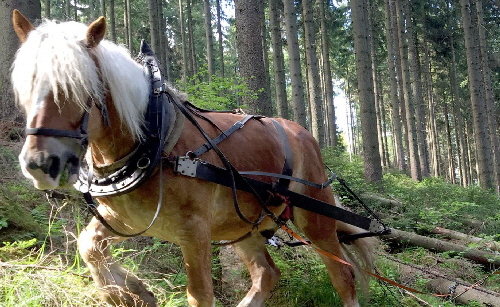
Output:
19,138,83,190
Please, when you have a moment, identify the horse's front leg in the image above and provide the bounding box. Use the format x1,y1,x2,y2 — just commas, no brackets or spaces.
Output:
178,217,215,307
78,216,157,306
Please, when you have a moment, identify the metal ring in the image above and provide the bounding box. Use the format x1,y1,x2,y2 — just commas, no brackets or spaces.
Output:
137,157,151,169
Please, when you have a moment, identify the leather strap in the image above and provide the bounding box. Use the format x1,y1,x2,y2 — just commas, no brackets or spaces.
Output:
189,114,255,158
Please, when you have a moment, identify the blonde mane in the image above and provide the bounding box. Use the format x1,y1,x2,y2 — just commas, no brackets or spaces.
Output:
11,19,149,140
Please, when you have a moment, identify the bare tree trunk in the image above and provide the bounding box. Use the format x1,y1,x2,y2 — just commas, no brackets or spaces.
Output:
109,0,116,42
383,228,500,268
66,0,71,20
204,0,215,79
476,0,500,195
100,0,106,17
319,0,337,147
450,37,469,187
126,0,132,52
367,0,385,167
396,0,421,181
158,0,170,80
215,0,224,78
179,0,188,82
350,0,382,183
444,104,456,184
385,0,405,171
302,0,325,147
0,0,41,122
234,0,272,116
187,0,197,77
148,0,160,54
269,0,289,119
45,0,50,18
460,0,493,189
283,0,307,128
404,0,429,178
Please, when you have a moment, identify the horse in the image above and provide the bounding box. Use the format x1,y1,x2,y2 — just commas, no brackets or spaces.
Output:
12,10,375,307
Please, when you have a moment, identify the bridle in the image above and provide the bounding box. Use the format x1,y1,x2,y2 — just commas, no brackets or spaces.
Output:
25,107,90,148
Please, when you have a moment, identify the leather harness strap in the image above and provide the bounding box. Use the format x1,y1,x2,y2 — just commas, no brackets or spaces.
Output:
189,114,256,158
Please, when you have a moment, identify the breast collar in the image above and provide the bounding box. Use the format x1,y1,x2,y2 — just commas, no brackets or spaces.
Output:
74,40,184,197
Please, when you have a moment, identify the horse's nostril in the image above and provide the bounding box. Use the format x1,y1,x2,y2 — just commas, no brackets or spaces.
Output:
47,155,61,179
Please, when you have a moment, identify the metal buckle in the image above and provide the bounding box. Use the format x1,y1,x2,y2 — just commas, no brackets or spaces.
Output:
369,219,388,234
175,156,198,177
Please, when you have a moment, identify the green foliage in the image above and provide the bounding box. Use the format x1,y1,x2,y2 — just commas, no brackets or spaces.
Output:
178,70,257,110
267,246,344,307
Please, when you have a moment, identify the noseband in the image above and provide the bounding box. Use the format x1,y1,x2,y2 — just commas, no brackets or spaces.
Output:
25,110,90,148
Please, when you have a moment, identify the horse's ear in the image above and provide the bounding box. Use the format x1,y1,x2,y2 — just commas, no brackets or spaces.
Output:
12,9,35,43
86,16,106,48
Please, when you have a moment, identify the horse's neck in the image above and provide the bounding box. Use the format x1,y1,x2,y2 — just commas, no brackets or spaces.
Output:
89,95,138,166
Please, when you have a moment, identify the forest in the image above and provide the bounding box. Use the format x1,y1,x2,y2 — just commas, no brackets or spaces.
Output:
1,0,500,306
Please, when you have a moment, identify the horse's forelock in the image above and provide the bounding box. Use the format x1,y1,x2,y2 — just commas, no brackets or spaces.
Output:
11,19,149,141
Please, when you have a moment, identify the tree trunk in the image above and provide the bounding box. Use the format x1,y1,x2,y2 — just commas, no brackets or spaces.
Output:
476,0,500,195
215,0,224,78
100,0,106,17
148,0,160,54
269,0,289,119
66,0,71,20
109,0,116,42
302,0,325,147
422,39,440,177
319,0,336,147
178,0,188,82
450,37,469,187
44,0,50,18
125,0,132,52
430,226,500,252
383,228,500,268
158,0,170,80
203,0,215,79
384,0,405,171
398,262,500,306
234,0,272,116
460,0,493,189
187,0,197,77
283,0,307,128
444,104,456,184
396,0,421,181
404,0,429,178
259,0,272,115
350,0,382,183
0,0,41,122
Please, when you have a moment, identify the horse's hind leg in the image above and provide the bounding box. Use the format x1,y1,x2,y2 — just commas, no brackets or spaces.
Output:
293,208,359,307
78,216,157,306
232,232,281,307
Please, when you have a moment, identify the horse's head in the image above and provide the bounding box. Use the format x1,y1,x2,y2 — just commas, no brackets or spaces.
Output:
12,10,107,190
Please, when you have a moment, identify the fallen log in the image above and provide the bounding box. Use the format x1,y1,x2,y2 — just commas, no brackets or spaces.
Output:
382,228,500,268
359,192,402,208
397,260,500,306
427,278,500,306
431,226,500,253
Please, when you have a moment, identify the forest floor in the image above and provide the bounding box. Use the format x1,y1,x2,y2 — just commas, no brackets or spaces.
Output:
1,133,500,306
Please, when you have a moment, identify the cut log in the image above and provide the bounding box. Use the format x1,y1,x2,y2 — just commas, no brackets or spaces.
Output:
382,228,500,268
397,260,500,306
431,226,500,253
360,192,402,208
427,278,500,306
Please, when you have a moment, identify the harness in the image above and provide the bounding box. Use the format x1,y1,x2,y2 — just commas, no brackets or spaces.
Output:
35,40,390,242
